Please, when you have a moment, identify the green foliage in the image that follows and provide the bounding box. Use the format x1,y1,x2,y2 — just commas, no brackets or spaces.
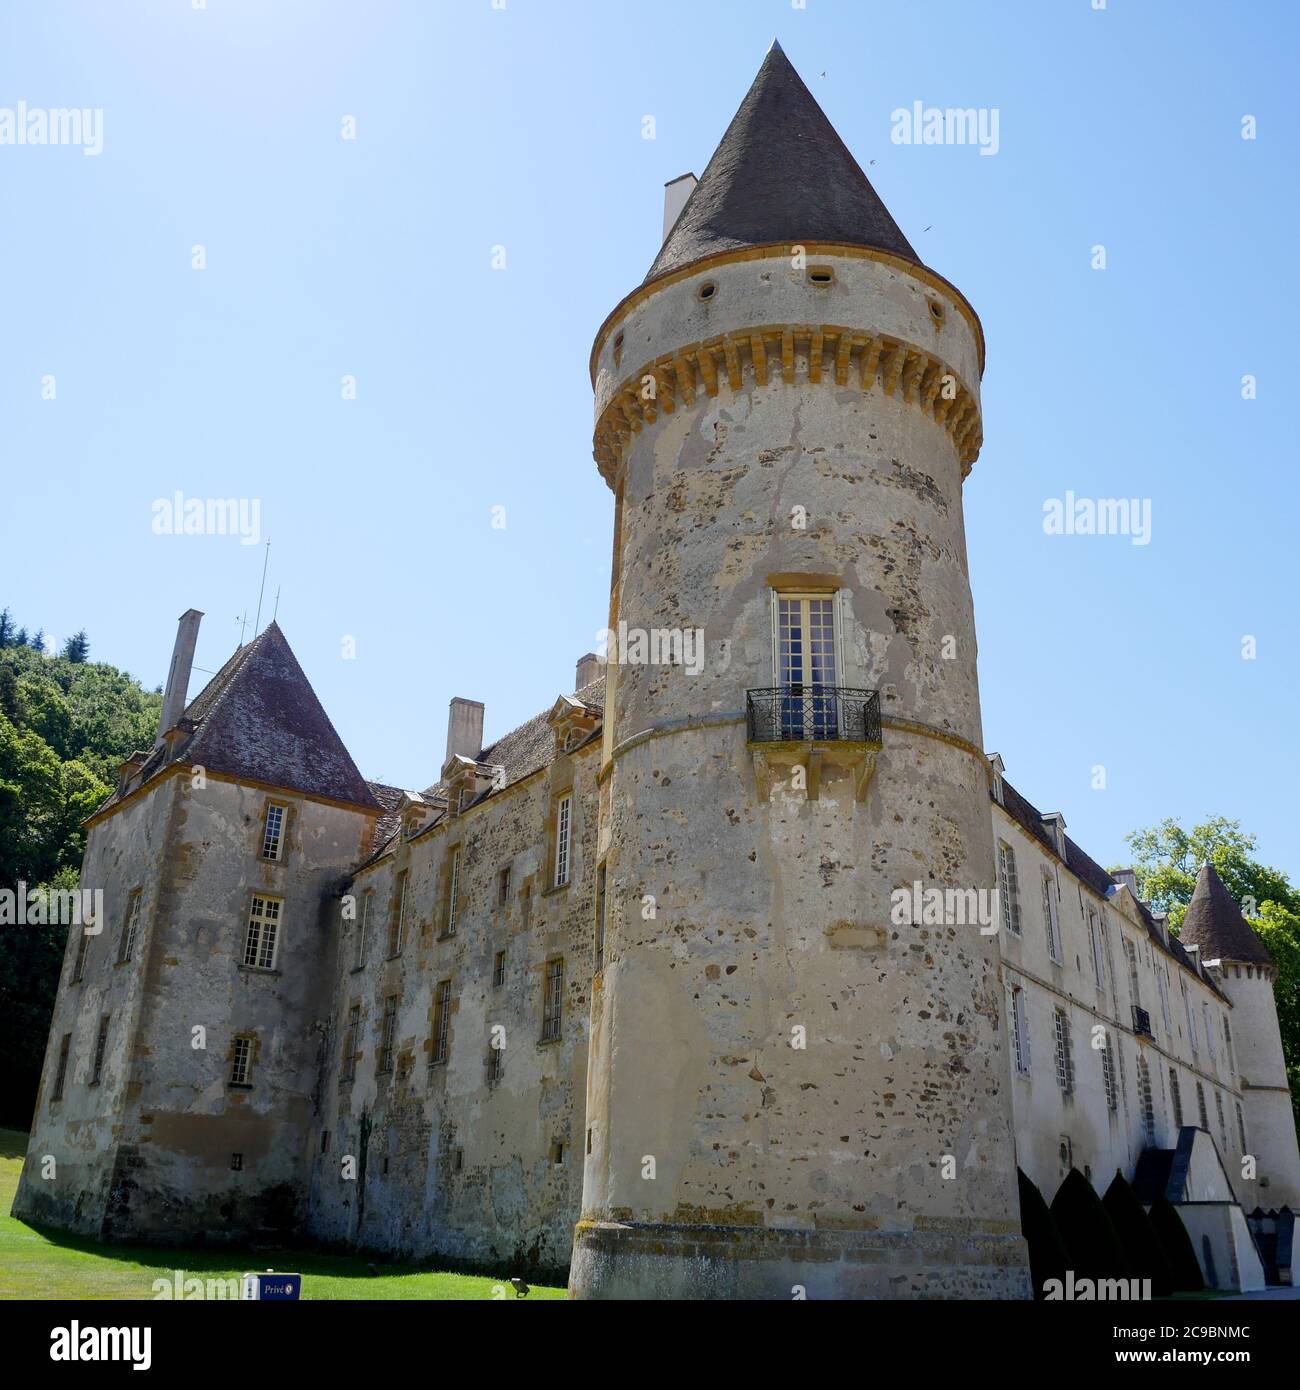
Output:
1118,816,1300,1130
61,631,89,664
1148,1196,1205,1292
1102,1169,1173,1295
1049,1167,1127,1282
0,610,161,1125
1017,1167,1069,1298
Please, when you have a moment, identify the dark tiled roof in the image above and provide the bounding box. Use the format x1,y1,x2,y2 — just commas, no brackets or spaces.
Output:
94,624,379,817
646,42,918,284
1180,863,1272,967
361,675,608,871
365,782,405,857
996,775,1223,997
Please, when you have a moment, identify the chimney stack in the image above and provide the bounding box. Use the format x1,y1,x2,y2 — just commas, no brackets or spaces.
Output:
662,173,697,243
575,653,603,691
156,609,203,746
1112,868,1139,897
445,697,485,766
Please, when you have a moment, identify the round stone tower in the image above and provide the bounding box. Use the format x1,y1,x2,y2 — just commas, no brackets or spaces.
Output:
570,43,1029,1299
1181,863,1300,1210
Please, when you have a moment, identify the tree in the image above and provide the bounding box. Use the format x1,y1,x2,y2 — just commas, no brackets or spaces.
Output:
1018,1168,1070,1298
0,608,12,648
1120,816,1300,1128
29,629,45,653
61,630,89,664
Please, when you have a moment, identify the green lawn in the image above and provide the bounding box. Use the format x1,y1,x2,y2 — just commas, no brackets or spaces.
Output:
0,1128,564,1300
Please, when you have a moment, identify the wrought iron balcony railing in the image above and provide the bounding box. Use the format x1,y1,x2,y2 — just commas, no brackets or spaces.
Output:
1132,1005,1154,1039
746,686,881,745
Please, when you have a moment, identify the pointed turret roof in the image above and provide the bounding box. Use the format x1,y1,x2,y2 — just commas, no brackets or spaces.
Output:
1179,863,1272,967
92,623,379,818
646,42,918,283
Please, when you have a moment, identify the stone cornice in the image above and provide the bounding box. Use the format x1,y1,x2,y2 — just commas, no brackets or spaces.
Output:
589,241,986,382
592,322,983,486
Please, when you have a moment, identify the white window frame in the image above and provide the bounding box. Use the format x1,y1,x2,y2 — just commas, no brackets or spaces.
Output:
1101,1034,1118,1112
445,849,460,935
119,890,143,963
1088,908,1105,988
260,802,287,861
354,891,370,970
243,894,281,970
1010,983,1031,1075
997,842,1020,936
1053,1007,1073,1093
554,795,572,888
230,1035,253,1086
1169,1067,1183,1127
1137,1055,1156,1145
1042,873,1062,964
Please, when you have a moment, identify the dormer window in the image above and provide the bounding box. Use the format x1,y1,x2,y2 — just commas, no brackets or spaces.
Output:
988,754,1005,807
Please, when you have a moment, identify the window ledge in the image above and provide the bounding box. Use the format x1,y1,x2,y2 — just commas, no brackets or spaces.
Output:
537,1035,563,1048
350,965,366,974
227,1082,253,1091
238,964,280,977
542,882,570,898
436,932,456,942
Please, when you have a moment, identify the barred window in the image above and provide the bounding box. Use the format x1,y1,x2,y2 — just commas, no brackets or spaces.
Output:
1236,1101,1247,1152
1157,965,1172,1034
388,872,408,956
1196,1081,1208,1129
432,979,452,1065
487,1042,503,1083
1010,984,1030,1075
261,802,287,861
542,958,564,1042
1087,909,1105,989
342,1004,360,1081
997,842,1020,936
354,892,370,970
1042,875,1061,964
1214,1090,1227,1147
1169,1067,1183,1127
1101,1034,1117,1112
1052,1007,1072,1093
1186,987,1199,1054
230,1035,253,1086
498,865,511,905
444,850,460,937
119,890,143,963
90,1015,109,1086
1137,1055,1155,1144
1223,1014,1235,1070
378,995,398,1074
1124,939,1141,1010
1204,1003,1217,1061
492,950,506,988
595,862,607,973
71,924,91,983
51,1033,71,1103
554,795,572,888
243,894,281,970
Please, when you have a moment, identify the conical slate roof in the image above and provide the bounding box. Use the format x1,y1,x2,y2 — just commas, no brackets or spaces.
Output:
646,40,918,283
1179,863,1272,967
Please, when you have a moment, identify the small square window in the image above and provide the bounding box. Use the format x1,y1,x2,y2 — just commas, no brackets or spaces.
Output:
231,1153,243,1172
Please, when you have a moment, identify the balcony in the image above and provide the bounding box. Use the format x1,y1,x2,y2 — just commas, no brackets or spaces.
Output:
1132,1005,1154,1039
745,686,883,802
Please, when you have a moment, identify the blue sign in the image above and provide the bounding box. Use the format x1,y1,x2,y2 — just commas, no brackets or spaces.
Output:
242,1271,302,1301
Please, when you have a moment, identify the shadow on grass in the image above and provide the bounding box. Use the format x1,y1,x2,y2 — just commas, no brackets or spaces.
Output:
0,1129,29,1162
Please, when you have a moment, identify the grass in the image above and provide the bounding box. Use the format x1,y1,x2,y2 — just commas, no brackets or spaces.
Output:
0,1128,565,1301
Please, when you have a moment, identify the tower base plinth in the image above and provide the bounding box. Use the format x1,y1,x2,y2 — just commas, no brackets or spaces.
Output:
568,1219,1032,1300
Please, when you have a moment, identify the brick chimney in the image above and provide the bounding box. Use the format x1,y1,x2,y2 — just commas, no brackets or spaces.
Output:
445,697,484,765
156,609,203,746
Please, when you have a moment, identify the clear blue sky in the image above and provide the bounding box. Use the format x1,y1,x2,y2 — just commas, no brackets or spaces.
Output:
2,1,1297,882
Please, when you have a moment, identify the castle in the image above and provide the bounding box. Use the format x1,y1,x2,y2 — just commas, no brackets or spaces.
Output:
14,45,1300,1298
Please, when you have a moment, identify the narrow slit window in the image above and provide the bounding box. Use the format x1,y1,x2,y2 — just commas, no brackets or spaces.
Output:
90,1015,109,1086
119,890,143,963
554,796,572,888
432,979,452,1065
542,958,564,1041
52,1033,71,1102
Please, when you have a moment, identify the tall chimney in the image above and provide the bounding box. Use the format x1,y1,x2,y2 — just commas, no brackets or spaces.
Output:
445,697,484,765
1112,867,1139,897
575,653,603,691
662,173,697,242
156,609,203,745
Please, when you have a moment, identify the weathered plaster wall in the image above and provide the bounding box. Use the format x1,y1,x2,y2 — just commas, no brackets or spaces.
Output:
306,742,597,1275
13,775,180,1234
